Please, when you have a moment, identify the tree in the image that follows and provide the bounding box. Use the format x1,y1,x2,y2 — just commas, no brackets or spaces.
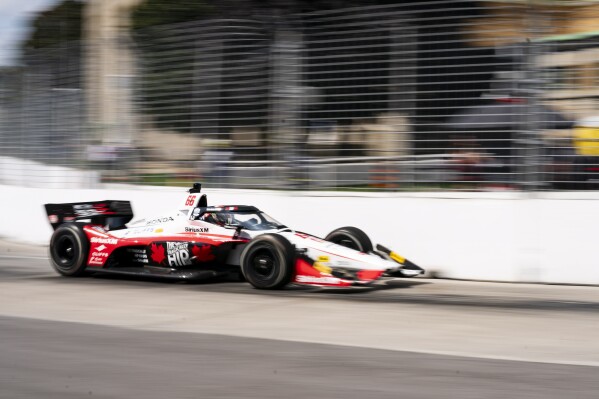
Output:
131,0,215,30
22,0,84,50
129,0,411,135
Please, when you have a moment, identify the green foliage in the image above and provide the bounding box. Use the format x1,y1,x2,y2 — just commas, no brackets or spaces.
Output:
131,1,221,134
131,0,216,31
23,0,84,49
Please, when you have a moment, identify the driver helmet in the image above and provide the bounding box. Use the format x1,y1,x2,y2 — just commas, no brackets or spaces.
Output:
201,212,233,226
201,212,226,226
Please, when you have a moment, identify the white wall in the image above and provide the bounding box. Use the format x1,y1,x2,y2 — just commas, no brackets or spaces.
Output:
0,157,100,188
2,183,598,285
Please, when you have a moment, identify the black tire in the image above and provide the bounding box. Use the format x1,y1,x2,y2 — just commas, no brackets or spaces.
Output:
324,226,373,253
240,234,294,289
49,224,89,277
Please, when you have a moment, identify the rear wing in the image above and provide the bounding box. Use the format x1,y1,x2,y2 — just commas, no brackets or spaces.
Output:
44,201,134,230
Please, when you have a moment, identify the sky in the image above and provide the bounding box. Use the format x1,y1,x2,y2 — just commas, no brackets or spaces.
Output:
0,0,60,66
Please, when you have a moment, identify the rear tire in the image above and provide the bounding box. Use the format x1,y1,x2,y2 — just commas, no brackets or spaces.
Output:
240,234,294,289
49,224,89,277
325,226,373,252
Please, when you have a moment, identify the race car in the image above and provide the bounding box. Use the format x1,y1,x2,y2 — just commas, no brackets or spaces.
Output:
44,183,423,289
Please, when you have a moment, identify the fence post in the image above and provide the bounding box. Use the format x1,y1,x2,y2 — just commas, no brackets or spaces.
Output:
521,5,549,192
269,19,304,189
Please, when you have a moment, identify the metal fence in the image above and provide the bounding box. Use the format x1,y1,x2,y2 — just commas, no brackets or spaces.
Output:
3,1,599,190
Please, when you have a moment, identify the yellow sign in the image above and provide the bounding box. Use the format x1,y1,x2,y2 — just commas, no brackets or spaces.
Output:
573,126,599,156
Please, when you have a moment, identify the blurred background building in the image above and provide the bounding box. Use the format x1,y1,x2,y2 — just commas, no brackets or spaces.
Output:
3,0,599,190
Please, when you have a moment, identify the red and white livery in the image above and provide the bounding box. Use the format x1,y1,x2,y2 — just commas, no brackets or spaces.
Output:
45,183,423,289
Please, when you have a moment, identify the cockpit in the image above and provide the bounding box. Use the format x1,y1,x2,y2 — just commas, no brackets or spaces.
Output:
192,206,286,231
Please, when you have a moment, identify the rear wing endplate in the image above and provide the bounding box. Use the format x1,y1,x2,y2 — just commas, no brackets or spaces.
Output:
44,200,134,230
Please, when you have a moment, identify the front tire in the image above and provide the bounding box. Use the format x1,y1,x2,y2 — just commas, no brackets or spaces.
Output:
240,234,294,289
324,226,373,252
49,224,89,276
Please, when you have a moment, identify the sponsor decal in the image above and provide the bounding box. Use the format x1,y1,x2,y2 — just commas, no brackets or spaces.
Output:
155,228,163,233
73,203,110,217
296,275,342,284
127,248,149,264
89,257,104,265
122,226,154,236
191,245,215,262
127,248,145,254
150,243,166,264
148,242,215,266
389,251,406,264
185,195,196,206
91,251,108,258
313,263,332,275
167,242,191,266
185,227,209,233
146,217,174,225
95,244,107,252
317,255,330,262
48,214,58,224
90,237,118,245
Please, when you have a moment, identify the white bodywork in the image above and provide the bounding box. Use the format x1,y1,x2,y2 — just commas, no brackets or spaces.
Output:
120,207,402,275
105,188,422,285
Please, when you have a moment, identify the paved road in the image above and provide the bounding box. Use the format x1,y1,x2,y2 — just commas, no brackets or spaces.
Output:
2,316,598,399
1,244,598,398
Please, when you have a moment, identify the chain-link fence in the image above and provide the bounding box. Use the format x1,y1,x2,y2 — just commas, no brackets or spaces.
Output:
3,1,599,190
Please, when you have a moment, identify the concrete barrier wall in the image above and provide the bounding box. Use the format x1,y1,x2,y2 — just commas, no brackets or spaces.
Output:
2,183,598,285
0,157,100,188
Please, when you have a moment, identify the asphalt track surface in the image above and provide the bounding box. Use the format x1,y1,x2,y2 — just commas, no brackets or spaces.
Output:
1,242,599,398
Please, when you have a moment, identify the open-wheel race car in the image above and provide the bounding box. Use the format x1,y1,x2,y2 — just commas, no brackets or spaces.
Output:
44,183,424,289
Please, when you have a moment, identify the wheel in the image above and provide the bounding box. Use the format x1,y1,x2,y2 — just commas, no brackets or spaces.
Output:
48,224,89,276
324,226,373,252
240,234,294,289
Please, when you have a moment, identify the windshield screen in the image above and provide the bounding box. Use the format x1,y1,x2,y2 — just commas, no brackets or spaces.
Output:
199,211,285,231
